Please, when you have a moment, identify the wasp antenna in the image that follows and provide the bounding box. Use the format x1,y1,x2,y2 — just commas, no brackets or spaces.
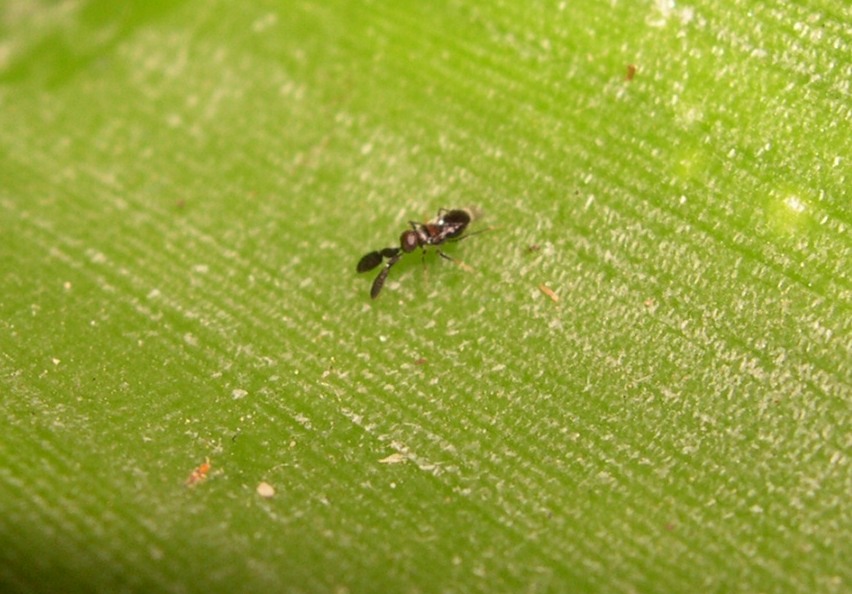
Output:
357,251,384,273
370,253,402,299
370,269,388,299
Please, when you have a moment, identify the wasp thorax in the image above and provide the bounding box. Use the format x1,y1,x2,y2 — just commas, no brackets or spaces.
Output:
400,230,420,253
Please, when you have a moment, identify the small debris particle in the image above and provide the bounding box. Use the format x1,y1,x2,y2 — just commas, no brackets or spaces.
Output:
231,388,248,400
185,459,211,486
626,64,637,81
63,281,72,291
526,244,541,253
256,481,275,498
538,284,560,303
379,453,407,465
414,357,428,366
51,358,61,366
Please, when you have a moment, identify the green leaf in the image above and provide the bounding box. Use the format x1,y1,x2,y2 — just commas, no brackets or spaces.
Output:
1,0,849,592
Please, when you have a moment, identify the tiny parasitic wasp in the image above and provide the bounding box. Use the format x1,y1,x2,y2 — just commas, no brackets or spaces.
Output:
357,208,478,299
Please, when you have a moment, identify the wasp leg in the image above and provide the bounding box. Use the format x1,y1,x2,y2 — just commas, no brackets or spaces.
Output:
437,250,474,272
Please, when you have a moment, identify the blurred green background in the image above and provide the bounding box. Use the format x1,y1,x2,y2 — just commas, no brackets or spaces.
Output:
1,0,849,592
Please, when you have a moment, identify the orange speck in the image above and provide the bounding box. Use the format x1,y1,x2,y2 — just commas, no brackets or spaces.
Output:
538,284,560,303
185,459,211,486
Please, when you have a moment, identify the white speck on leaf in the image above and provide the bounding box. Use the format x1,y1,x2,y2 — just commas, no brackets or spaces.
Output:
256,482,275,498
379,453,407,464
785,196,806,213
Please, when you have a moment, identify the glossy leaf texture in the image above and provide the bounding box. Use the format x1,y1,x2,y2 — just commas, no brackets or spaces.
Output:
1,1,849,592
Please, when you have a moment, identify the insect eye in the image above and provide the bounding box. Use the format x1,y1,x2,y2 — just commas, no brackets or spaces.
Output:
400,231,419,253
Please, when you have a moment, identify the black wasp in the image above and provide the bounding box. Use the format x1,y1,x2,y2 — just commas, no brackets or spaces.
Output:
357,208,475,299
